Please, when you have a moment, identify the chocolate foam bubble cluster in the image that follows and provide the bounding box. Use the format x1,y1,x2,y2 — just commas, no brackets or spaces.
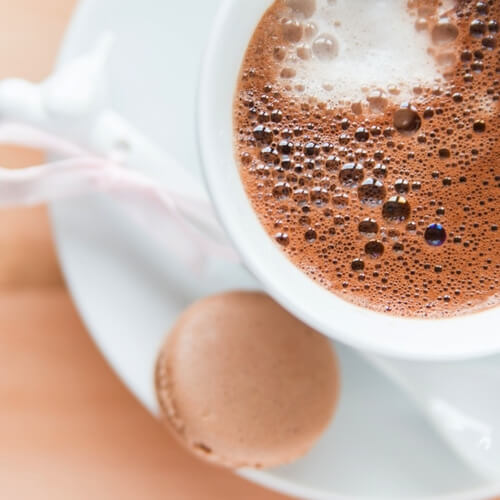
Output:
234,0,499,318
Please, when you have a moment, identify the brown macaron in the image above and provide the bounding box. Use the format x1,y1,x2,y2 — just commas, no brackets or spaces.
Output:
155,291,340,469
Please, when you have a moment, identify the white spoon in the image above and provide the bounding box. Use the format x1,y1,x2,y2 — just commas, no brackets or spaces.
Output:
0,36,499,481
365,354,500,480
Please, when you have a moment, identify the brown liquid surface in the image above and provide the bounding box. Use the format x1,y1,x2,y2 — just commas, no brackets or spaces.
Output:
234,0,499,318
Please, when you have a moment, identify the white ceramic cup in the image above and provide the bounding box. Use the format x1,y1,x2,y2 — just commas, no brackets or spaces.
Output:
197,0,499,361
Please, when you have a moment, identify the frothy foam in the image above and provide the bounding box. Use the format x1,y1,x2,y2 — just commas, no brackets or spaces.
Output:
234,0,500,318
279,0,442,105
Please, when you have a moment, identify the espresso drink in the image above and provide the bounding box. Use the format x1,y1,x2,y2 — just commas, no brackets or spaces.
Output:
234,0,499,318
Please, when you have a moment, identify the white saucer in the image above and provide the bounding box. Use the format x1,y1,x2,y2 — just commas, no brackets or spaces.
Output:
49,0,499,498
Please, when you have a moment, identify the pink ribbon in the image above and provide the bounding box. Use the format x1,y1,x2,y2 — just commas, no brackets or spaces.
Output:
0,122,238,270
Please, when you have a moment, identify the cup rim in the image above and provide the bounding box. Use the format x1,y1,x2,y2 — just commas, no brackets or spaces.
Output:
197,0,499,361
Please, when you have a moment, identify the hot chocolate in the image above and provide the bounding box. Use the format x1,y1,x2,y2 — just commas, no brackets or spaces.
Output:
234,0,499,318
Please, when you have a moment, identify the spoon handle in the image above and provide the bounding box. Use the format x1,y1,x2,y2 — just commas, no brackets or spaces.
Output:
364,353,500,480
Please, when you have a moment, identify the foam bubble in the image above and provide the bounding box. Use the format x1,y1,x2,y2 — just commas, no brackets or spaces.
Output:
279,0,444,106
285,0,317,19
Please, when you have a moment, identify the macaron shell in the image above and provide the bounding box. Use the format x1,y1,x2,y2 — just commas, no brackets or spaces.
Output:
156,291,340,469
